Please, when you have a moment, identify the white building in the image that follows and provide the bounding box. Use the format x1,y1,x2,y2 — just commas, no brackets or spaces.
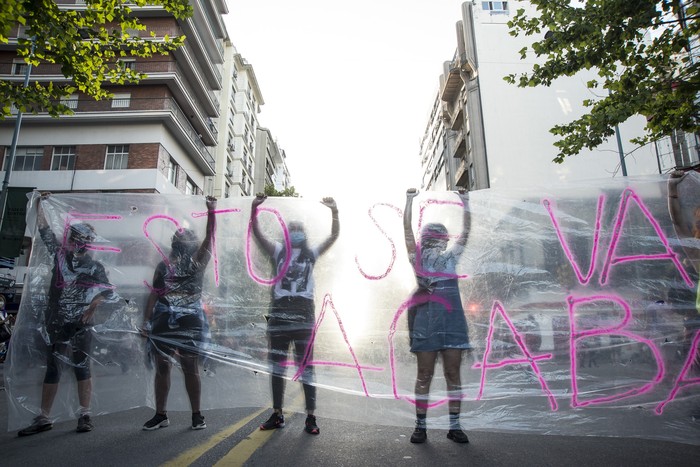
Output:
219,48,264,198
420,1,683,192
253,127,290,194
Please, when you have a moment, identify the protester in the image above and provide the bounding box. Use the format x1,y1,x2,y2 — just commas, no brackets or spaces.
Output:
18,193,117,436
403,188,472,444
141,196,217,431
668,170,700,313
250,194,339,435
667,171,700,420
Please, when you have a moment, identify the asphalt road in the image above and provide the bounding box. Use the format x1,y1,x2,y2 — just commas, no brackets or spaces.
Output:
1,362,700,467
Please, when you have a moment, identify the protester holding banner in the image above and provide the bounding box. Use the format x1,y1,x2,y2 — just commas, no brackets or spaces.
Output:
404,188,472,444
251,193,339,435
668,170,700,311
18,193,117,436
141,196,217,431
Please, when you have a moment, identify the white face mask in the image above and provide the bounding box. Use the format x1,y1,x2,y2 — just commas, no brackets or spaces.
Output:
290,231,306,246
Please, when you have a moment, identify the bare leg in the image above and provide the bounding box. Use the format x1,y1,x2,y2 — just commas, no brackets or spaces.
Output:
40,383,59,417
414,351,438,416
441,349,464,414
77,378,92,411
154,353,172,414
180,354,201,413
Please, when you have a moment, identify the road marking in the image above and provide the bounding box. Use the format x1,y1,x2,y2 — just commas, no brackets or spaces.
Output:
214,392,305,467
162,407,266,467
213,425,276,467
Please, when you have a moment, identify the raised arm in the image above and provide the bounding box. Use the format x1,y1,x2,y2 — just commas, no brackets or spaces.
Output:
194,196,217,265
37,193,50,230
404,188,419,257
250,194,276,257
455,189,471,247
316,197,340,256
36,192,60,253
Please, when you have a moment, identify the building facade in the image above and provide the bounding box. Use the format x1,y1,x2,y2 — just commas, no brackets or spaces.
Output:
419,1,690,192
0,0,229,196
212,45,264,198
253,127,290,194
0,0,231,307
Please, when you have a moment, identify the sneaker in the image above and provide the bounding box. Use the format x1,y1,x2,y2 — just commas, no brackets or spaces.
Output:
259,412,285,430
304,415,320,435
17,416,53,437
76,414,93,433
191,412,206,430
447,429,469,443
410,427,427,444
143,413,169,431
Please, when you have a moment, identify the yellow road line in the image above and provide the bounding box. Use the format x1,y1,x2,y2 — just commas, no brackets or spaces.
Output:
214,392,305,467
162,407,266,467
213,425,276,467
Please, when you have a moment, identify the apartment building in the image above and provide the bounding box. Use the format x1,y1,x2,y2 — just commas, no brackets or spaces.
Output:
420,1,676,192
212,42,264,198
253,127,290,194
0,1,230,308
0,0,229,196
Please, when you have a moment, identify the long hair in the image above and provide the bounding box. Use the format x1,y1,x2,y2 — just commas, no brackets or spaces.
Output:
420,222,448,250
171,228,199,258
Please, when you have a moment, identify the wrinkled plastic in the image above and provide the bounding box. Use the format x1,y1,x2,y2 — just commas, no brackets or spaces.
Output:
5,174,700,444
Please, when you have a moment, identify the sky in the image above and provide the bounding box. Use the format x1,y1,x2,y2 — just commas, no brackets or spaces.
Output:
224,0,467,200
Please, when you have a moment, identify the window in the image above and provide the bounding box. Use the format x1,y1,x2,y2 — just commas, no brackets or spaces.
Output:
12,60,28,76
168,158,178,185
185,178,195,195
111,93,131,108
51,146,76,171
482,1,509,13
60,94,79,110
118,59,135,71
105,145,129,170
3,146,43,171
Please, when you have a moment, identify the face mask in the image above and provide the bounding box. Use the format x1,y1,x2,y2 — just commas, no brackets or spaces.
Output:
74,243,88,254
290,231,306,246
421,238,447,251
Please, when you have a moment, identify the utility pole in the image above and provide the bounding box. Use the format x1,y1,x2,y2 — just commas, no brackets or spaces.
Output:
615,125,628,176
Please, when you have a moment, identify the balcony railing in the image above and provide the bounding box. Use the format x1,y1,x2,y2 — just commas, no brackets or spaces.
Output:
1,59,219,139
3,96,215,169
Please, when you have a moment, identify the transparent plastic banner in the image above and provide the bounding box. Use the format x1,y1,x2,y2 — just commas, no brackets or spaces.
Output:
5,173,700,444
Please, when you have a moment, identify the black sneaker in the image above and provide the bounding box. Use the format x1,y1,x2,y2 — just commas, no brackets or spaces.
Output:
304,415,320,435
410,427,427,444
447,429,469,443
76,414,93,433
192,412,206,430
143,413,169,431
259,412,285,430
17,416,53,437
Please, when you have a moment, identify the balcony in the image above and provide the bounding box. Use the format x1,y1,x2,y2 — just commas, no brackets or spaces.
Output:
2,97,216,174
441,60,463,103
0,58,219,144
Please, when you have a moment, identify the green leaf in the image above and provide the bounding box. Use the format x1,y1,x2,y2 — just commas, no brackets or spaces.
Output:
504,0,699,160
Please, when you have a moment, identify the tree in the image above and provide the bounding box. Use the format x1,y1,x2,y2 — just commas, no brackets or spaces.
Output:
505,0,699,163
264,184,299,197
0,0,193,118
